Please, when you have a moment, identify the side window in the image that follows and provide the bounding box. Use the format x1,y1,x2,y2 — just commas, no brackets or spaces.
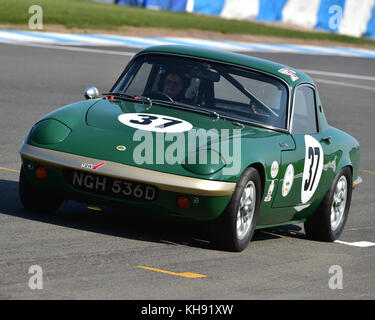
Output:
292,86,318,134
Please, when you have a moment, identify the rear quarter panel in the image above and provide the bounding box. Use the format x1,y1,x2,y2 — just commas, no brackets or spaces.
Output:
292,125,360,222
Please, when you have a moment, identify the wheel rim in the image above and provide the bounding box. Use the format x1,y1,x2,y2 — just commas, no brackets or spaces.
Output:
330,176,348,231
236,181,256,240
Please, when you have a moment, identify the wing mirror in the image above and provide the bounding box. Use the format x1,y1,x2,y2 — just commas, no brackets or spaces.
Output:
83,86,99,99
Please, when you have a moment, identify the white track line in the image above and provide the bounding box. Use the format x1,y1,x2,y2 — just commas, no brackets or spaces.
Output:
314,78,375,92
335,240,375,247
301,69,375,81
0,40,135,56
2,41,375,92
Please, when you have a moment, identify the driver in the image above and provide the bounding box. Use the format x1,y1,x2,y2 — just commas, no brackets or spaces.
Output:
162,72,184,100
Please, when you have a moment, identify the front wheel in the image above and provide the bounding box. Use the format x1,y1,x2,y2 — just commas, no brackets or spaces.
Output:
304,167,352,241
210,167,261,252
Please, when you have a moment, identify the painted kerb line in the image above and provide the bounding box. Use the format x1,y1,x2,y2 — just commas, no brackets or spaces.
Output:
0,166,20,173
136,266,207,279
360,169,375,175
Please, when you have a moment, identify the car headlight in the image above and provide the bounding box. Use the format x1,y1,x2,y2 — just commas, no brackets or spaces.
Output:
30,119,71,145
181,149,226,175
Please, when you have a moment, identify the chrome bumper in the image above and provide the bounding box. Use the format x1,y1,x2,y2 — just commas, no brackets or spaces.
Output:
19,143,236,197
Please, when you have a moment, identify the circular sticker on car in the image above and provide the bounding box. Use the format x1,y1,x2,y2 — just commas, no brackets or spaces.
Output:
270,160,279,178
282,164,294,197
301,135,324,204
118,113,193,133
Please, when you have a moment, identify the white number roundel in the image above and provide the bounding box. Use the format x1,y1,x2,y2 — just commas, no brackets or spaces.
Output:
301,135,324,204
118,113,193,133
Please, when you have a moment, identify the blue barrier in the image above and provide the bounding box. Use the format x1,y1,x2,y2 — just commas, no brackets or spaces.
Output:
365,4,375,39
256,0,287,22
169,0,187,12
315,0,346,32
114,0,375,39
117,0,187,11
192,0,225,16
145,0,187,11
117,0,145,6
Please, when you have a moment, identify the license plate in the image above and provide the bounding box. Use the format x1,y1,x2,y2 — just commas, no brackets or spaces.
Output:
66,170,157,202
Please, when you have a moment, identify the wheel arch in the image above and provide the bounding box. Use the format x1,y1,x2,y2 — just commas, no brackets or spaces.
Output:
328,126,360,181
246,162,265,195
336,156,353,178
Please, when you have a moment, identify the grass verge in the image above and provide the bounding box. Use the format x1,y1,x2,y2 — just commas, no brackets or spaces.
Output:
1,0,375,47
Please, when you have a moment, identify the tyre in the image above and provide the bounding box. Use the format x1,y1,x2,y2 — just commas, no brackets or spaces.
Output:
210,167,261,252
304,167,352,242
19,166,63,213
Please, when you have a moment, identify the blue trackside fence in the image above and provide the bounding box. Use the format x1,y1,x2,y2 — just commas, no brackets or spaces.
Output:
111,0,375,39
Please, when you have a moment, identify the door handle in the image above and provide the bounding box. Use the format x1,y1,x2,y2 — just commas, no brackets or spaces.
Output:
321,136,332,144
279,142,289,147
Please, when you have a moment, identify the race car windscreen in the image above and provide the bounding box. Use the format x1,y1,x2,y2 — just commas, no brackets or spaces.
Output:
112,54,288,129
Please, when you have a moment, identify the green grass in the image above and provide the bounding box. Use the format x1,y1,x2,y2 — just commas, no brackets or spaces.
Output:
1,0,375,46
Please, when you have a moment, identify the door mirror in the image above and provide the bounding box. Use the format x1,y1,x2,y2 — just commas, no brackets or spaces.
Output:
83,86,99,99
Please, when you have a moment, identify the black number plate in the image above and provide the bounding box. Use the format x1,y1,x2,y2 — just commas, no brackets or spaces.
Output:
65,170,157,202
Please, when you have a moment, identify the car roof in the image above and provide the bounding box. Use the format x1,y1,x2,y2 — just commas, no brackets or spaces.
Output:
138,45,314,87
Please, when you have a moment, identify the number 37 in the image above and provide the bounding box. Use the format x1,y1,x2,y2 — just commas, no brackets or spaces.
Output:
130,114,182,129
304,146,321,191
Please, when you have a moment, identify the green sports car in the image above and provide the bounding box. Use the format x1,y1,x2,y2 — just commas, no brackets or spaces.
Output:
19,45,362,251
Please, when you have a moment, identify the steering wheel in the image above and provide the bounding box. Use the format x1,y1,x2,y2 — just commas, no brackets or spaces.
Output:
144,91,173,102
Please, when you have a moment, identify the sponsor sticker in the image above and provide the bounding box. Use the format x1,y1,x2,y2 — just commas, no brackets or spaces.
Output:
264,180,275,202
81,162,106,170
278,68,299,82
270,161,279,178
282,164,294,197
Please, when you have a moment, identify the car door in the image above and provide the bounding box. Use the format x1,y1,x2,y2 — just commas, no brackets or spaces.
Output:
272,83,333,208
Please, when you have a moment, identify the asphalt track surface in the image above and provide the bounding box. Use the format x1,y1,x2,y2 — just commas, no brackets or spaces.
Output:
0,42,374,300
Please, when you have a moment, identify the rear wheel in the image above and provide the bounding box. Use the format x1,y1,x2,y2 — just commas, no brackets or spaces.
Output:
19,166,63,213
210,167,261,252
304,167,352,241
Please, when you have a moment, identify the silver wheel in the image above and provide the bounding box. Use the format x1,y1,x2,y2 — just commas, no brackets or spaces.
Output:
330,176,348,231
236,181,256,240
211,167,260,251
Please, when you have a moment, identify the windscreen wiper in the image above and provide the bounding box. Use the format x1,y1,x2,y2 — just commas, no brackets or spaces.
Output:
153,100,221,119
103,92,152,105
104,93,221,120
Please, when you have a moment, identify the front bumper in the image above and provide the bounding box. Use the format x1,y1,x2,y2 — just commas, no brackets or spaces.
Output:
19,143,235,220
20,143,235,196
